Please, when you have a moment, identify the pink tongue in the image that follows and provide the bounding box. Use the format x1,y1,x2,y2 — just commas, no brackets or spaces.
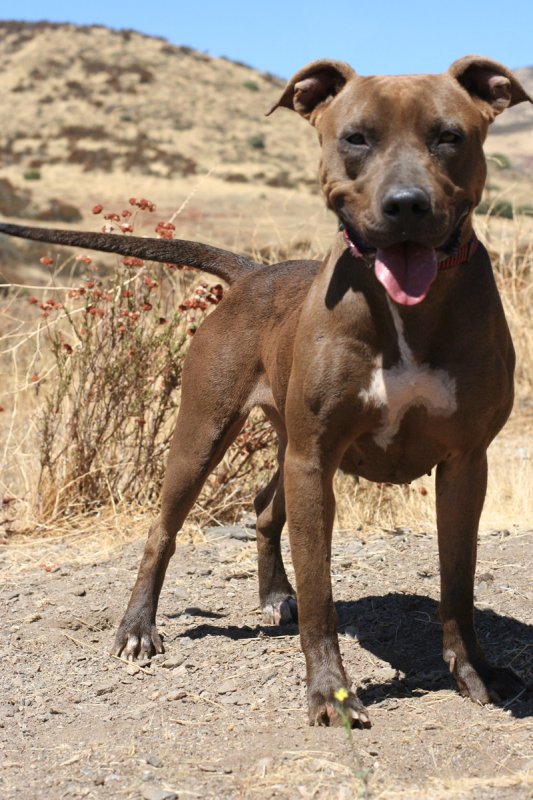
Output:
375,243,438,306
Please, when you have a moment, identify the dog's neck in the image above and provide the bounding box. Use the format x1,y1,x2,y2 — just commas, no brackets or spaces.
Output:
322,228,486,362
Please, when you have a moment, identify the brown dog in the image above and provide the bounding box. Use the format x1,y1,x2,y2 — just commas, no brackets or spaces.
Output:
1,55,530,728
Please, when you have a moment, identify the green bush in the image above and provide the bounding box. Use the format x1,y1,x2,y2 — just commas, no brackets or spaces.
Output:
248,132,265,149
23,169,41,180
243,79,259,92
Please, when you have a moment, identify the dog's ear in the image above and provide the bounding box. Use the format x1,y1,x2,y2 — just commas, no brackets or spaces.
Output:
449,56,532,117
267,60,356,122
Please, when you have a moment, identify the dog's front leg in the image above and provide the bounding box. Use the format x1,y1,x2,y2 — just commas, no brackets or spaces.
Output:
436,451,523,703
285,445,370,728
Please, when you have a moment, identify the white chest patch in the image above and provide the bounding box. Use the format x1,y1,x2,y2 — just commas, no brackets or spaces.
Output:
360,303,457,450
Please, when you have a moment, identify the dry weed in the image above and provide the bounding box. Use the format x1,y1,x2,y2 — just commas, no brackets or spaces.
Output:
0,212,531,536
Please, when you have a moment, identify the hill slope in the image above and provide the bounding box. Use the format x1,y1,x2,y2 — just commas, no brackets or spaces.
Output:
0,20,531,268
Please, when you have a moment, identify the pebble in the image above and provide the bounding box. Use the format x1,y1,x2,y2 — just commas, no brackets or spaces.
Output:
217,680,236,694
166,690,187,702
144,753,163,768
95,683,116,696
142,787,177,800
161,656,186,669
204,524,256,541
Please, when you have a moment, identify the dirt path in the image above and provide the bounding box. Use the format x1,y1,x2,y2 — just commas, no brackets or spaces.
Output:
1,524,532,800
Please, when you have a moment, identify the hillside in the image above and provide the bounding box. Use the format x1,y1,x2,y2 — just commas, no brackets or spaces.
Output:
0,20,531,275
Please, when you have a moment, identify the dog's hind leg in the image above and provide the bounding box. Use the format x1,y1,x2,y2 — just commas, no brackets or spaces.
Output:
112,335,252,661
254,410,297,625
255,465,297,626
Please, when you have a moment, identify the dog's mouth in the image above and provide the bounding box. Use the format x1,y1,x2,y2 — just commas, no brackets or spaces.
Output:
374,242,438,306
341,217,468,307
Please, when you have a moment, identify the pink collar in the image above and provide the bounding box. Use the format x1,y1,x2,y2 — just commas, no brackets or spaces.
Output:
342,228,479,270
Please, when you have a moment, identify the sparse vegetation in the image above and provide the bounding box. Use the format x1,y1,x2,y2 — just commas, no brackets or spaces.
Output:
1,204,531,535
487,152,512,169
7,199,276,522
475,198,514,218
248,132,266,149
23,168,41,181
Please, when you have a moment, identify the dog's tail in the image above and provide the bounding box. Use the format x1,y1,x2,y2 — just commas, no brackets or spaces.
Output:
0,222,260,285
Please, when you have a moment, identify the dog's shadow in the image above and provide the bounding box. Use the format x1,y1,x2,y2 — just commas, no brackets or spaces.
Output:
179,592,532,719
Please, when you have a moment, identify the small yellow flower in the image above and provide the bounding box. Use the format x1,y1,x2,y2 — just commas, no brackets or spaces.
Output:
334,687,349,702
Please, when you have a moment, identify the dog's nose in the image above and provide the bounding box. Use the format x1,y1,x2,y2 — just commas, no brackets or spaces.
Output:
381,187,431,225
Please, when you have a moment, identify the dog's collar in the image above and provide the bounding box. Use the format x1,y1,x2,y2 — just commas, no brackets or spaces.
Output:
341,227,479,270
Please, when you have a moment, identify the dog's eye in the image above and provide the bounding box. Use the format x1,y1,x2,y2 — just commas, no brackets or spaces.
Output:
345,132,368,146
437,130,463,145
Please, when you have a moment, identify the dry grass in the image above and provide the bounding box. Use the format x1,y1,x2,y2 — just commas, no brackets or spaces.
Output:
1,213,532,544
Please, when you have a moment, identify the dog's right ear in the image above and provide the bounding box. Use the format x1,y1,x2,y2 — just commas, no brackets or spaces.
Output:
267,60,356,122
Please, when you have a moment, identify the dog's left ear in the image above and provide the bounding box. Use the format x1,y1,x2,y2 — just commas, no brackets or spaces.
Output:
266,60,356,122
449,56,532,117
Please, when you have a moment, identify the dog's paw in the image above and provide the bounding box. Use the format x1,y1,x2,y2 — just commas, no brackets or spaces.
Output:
448,654,525,704
262,595,298,625
308,687,371,729
111,617,164,661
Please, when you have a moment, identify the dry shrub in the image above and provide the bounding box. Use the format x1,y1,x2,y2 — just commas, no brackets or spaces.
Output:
0,210,531,533
36,265,276,519
3,198,277,523
491,234,533,397
36,260,191,517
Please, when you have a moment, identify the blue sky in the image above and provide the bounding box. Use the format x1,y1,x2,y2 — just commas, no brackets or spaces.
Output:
3,1,532,78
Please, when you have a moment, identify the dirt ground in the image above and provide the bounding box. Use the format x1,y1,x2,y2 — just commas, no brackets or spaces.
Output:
1,518,531,800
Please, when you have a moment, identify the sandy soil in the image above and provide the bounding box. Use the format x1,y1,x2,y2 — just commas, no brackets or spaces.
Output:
1,521,531,800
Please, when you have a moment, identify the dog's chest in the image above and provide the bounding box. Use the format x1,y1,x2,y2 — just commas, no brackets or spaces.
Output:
359,306,457,450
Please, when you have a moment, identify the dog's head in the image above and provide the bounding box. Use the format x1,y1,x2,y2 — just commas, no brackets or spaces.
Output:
268,57,532,305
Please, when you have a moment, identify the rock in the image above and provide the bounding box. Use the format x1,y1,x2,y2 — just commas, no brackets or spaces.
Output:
142,787,177,800
374,666,397,683
23,613,42,623
144,753,163,768
233,693,250,706
204,525,256,542
161,656,185,669
216,680,236,695
95,682,116,696
166,690,186,702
